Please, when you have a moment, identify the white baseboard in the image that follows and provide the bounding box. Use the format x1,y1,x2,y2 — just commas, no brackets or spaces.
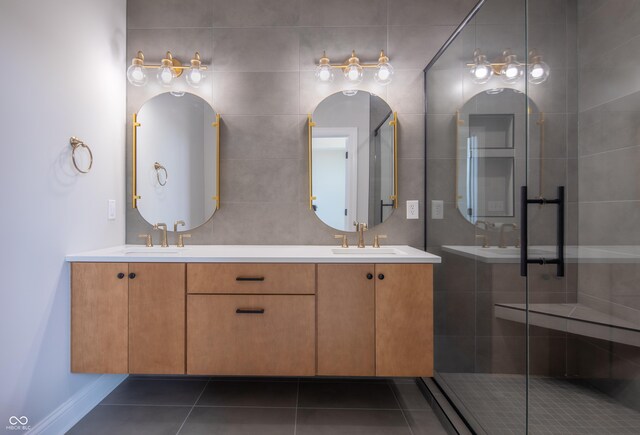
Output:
29,374,127,435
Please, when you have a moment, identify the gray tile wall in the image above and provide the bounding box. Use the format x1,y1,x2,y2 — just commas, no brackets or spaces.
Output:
575,0,640,411
125,0,476,246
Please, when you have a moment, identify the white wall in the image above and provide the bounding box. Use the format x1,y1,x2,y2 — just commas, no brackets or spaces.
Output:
0,0,126,429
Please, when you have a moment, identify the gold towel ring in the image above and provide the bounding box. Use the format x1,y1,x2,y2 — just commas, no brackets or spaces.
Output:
154,162,168,186
70,137,93,174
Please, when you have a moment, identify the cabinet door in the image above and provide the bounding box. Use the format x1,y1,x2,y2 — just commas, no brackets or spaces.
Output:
71,262,128,373
129,263,186,374
317,264,375,376
376,264,433,377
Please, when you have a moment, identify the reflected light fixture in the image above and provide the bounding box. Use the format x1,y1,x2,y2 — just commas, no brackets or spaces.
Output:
528,49,550,84
314,49,394,86
467,48,550,85
126,50,209,88
499,49,523,84
469,49,493,84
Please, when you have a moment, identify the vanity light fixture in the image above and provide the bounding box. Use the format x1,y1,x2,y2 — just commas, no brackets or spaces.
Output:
467,48,550,85
126,50,208,88
315,50,394,86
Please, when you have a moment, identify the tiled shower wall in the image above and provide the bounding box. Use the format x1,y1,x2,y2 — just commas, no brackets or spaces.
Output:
575,0,640,411
125,0,476,246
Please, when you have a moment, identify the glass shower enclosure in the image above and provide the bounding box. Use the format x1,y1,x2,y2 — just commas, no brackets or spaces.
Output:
425,0,640,433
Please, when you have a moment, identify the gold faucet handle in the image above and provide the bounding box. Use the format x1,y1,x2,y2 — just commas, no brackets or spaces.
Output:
177,234,191,248
138,234,153,247
334,234,349,248
373,235,387,248
475,234,489,248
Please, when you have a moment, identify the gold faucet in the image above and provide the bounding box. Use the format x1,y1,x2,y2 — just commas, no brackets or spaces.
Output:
353,221,368,248
499,223,518,248
177,234,191,248
174,220,185,233
334,234,349,248
153,223,168,247
138,234,153,247
476,234,490,248
373,235,387,248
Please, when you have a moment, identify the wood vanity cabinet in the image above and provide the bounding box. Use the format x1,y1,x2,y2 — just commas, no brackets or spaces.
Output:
317,263,433,377
71,262,185,374
72,261,433,377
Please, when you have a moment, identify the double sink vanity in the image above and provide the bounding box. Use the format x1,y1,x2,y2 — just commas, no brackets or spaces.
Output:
67,245,440,378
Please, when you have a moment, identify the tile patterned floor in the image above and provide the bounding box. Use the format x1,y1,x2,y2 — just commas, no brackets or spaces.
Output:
67,377,447,435
439,373,640,435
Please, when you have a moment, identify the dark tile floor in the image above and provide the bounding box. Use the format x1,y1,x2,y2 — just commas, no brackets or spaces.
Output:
67,376,447,435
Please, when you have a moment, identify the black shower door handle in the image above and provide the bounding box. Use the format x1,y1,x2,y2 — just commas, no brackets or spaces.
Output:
520,185,565,278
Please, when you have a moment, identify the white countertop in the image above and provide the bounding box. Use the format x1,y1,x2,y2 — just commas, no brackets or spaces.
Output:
66,244,441,264
441,245,640,263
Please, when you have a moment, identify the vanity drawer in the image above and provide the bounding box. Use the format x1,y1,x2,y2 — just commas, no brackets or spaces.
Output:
187,294,315,376
187,263,315,294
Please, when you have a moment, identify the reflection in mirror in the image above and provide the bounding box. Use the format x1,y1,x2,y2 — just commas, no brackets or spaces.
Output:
134,92,219,231
457,88,537,226
310,91,397,232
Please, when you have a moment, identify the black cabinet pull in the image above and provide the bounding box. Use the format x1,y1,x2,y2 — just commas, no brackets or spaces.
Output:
236,276,265,282
378,273,385,280
117,273,125,279
129,272,136,279
236,308,265,314
366,273,373,280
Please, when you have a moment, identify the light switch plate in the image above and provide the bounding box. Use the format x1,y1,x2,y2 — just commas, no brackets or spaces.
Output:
431,200,444,219
108,200,116,220
407,200,419,219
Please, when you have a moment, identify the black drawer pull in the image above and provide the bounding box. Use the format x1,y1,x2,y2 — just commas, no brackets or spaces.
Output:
366,273,373,280
236,308,265,314
236,276,265,282
129,273,136,279
117,273,125,279
378,273,385,280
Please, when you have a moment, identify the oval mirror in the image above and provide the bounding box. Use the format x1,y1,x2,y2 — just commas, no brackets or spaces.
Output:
309,91,397,232
456,88,536,226
133,92,220,231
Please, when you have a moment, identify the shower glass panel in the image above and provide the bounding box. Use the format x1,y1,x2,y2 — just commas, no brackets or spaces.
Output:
425,0,640,433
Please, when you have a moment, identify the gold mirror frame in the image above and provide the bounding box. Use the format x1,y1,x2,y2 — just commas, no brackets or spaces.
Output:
307,111,399,211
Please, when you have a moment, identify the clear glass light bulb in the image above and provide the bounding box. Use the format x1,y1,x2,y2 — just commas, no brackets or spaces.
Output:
315,64,334,83
126,64,147,86
374,63,394,85
470,63,493,84
528,60,550,84
186,68,205,87
157,67,175,87
500,56,523,84
344,64,363,85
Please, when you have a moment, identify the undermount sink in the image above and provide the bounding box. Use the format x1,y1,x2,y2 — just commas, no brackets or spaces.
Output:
331,247,406,255
122,247,183,255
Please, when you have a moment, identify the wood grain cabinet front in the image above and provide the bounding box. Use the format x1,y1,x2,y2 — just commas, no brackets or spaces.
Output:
187,294,315,376
71,262,186,374
317,264,375,376
187,263,315,294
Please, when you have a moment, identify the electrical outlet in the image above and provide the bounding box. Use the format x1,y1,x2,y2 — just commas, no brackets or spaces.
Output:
406,200,419,219
108,200,116,220
431,200,444,219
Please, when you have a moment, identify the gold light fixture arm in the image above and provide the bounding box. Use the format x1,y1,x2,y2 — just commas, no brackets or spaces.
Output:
389,112,399,208
308,114,317,210
211,113,221,210
132,113,141,208
326,49,391,69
